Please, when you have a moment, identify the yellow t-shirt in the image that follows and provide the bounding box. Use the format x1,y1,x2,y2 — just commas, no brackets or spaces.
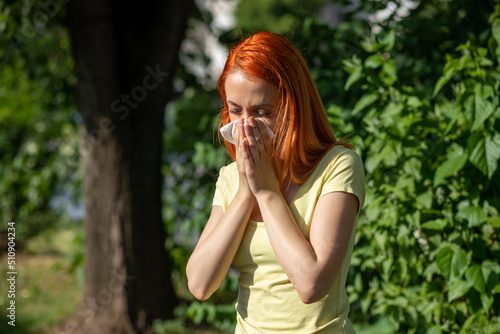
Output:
212,145,365,333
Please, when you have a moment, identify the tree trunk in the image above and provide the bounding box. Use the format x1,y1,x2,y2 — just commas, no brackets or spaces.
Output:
59,1,193,333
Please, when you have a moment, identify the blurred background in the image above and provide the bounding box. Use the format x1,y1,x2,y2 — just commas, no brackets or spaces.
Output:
0,0,499,333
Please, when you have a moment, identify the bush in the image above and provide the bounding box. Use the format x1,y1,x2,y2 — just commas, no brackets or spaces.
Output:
342,6,500,333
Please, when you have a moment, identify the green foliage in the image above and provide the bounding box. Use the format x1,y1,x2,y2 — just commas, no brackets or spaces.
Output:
233,0,325,36
153,303,232,334
341,6,500,333
161,55,237,329
169,1,500,332
0,0,80,242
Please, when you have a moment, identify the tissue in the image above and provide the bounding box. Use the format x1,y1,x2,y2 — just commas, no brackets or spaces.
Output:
220,118,275,144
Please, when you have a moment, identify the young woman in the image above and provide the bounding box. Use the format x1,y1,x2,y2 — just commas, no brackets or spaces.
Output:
186,31,365,333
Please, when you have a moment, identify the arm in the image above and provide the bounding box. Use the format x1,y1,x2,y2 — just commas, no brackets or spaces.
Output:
257,190,358,304
242,117,359,304
186,192,253,300
187,120,254,300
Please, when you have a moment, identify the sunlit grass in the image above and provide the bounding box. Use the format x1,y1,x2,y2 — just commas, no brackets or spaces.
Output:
0,228,83,334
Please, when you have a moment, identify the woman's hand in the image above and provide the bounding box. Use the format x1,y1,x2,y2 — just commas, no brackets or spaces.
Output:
234,119,254,198
240,117,280,197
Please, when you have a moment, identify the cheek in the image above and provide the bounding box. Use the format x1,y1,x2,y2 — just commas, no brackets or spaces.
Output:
229,114,238,122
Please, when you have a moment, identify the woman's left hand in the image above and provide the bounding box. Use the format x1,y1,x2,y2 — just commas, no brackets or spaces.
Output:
240,117,281,197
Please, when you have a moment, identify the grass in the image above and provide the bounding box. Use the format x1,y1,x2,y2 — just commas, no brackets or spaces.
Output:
0,227,229,334
0,228,84,334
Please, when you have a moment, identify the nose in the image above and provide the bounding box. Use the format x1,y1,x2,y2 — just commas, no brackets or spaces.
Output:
241,110,251,120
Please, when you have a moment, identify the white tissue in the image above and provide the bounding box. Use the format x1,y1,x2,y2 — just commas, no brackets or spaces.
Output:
220,118,275,144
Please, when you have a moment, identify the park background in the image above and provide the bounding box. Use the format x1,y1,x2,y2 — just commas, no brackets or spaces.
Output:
0,0,499,333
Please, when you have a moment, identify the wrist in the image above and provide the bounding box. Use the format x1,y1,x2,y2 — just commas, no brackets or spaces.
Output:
254,189,281,205
235,187,254,203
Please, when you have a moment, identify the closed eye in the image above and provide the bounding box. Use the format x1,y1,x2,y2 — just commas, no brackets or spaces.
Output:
254,109,272,116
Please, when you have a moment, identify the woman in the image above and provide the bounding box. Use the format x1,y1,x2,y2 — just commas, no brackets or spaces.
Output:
186,31,365,333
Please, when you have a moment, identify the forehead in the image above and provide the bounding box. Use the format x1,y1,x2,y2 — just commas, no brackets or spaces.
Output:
225,71,278,105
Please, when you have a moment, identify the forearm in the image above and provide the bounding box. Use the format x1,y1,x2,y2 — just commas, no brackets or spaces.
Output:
256,191,329,303
186,191,253,300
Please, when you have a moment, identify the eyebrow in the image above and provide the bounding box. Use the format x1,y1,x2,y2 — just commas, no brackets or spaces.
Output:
227,100,274,108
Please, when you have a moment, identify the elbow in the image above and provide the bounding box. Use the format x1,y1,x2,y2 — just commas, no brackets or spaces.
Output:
186,264,213,301
299,292,325,305
296,282,329,305
190,288,212,301
187,278,213,301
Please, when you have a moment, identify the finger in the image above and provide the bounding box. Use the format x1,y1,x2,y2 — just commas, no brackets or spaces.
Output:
258,120,273,153
240,137,254,166
235,121,249,165
234,119,244,144
244,118,263,161
248,118,271,156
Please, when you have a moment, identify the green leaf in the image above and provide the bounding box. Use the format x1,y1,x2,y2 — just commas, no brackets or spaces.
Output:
456,205,487,227
380,102,404,119
352,92,378,116
448,279,472,302
469,133,500,179
427,326,442,334
433,144,468,186
433,66,456,97
436,246,469,281
381,30,395,51
455,41,471,52
485,133,500,178
360,39,383,53
472,95,495,131
436,247,454,281
466,265,485,293
406,96,423,108
470,133,500,179
459,313,477,334
364,54,385,69
375,231,388,251
492,283,500,294
481,260,500,291
492,18,500,44
344,66,363,91
416,191,432,210
486,216,500,227
480,293,493,313
492,18,500,63
380,60,397,86
421,219,448,231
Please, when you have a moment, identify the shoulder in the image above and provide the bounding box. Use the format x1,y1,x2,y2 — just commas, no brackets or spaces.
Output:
213,161,238,210
215,161,238,192
321,145,364,173
218,161,238,180
315,145,365,208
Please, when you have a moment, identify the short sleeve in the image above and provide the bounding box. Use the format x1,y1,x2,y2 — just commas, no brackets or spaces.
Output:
211,163,238,211
212,166,227,207
320,148,365,212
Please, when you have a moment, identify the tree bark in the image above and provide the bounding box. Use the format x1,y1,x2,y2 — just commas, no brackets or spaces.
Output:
59,0,194,333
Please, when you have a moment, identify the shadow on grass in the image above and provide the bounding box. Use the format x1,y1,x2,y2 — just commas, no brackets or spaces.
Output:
0,311,41,334
0,252,83,334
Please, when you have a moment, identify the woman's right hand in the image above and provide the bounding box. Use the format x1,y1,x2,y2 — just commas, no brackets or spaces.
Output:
234,119,253,198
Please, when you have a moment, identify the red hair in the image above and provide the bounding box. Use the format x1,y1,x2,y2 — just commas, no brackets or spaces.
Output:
217,31,352,185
